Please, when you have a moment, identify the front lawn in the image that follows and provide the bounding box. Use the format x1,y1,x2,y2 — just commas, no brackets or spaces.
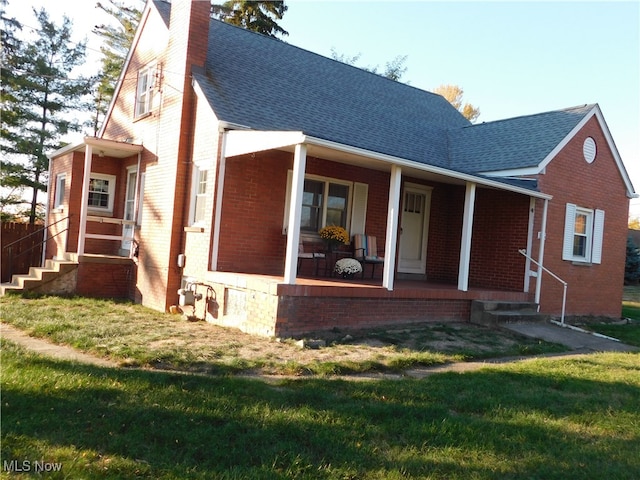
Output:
0,295,567,376
582,285,640,347
2,341,638,479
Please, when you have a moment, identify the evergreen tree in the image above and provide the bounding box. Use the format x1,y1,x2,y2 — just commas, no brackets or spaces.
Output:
212,1,288,37
625,236,640,285
1,8,93,223
92,0,143,134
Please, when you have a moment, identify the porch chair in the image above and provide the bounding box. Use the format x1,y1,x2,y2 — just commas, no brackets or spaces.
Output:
297,240,325,276
352,234,385,279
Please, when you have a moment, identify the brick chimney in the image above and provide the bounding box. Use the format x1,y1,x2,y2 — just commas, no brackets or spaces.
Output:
166,0,211,71
138,0,211,312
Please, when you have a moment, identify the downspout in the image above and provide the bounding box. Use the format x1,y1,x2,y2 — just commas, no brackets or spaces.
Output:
535,198,549,306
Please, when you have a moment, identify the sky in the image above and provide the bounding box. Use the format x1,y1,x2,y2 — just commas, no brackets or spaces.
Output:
5,0,640,218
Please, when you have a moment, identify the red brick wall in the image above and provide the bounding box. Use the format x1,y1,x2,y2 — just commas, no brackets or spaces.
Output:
469,188,530,290
216,151,391,275
275,296,470,337
532,115,629,317
75,261,134,299
425,183,464,283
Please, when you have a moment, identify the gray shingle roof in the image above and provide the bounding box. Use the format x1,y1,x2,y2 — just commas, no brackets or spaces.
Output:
194,19,470,169
447,104,596,173
185,14,595,184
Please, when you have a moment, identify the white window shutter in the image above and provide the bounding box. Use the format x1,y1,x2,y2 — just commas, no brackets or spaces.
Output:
591,209,605,264
562,203,576,261
282,169,293,234
350,182,368,236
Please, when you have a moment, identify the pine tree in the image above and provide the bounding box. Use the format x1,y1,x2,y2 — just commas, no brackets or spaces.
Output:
1,8,93,223
625,236,640,285
92,1,143,134
212,1,288,38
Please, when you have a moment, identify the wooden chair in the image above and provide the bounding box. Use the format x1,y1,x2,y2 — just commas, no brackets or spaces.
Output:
352,234,384,278
297,240,325,276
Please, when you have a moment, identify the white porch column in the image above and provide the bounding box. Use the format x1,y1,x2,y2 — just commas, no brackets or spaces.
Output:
457,181,476,291
211,133,228,271
383,164,402,291
523,197,536,293
77,144,93,256
535,198,549,305
283,143,306,284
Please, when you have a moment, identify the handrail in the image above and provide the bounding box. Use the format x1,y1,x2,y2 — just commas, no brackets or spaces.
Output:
2,215,72,250
3,215,72,280
519,248,567,325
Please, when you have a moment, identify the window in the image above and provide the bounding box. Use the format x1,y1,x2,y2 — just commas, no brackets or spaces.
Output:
301,177,350,233
190,167,208,225
562,203,604,264
283,171,368,237
87,173,116,213
135,64,156,117
54,174,66,209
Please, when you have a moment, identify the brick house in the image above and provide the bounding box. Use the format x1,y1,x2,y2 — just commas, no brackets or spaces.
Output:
41,0,636,337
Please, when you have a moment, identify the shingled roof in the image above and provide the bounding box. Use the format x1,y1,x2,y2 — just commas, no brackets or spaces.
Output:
447,104,597,174
193,19,470,170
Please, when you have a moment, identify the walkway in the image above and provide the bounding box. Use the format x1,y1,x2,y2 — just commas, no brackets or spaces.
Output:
1,321,637,380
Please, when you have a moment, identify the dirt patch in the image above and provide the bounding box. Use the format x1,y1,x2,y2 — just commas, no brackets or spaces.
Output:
144,320,561,374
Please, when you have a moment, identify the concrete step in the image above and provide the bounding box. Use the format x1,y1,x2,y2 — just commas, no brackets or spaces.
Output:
470,299,546,326
0,259,78,296
483,309,549,324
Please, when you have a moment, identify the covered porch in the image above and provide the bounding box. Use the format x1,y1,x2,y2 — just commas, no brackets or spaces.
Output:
45,137,145,298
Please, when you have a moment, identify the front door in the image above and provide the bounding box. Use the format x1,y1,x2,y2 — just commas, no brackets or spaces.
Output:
122,168,137,252
398,184,431,274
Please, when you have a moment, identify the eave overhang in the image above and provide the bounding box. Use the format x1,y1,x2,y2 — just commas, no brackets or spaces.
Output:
48,137,144,160
222,128,552,200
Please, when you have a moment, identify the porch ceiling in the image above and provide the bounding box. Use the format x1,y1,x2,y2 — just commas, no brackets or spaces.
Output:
49,137,143,160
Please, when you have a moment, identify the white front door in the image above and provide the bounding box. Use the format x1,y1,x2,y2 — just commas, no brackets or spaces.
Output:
398,184,432,274
122,168,137,252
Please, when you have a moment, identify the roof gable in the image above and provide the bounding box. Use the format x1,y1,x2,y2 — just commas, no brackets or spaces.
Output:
448,104,635,197
447,104,596,174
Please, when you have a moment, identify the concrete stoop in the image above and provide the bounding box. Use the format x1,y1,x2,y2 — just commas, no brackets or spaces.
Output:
470,300,549,327
0,259,78,296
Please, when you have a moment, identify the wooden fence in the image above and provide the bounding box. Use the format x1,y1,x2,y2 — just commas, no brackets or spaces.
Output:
1,222,44,283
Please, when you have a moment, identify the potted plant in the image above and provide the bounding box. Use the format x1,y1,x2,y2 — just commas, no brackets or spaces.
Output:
318,225,349,252
334,258,363,279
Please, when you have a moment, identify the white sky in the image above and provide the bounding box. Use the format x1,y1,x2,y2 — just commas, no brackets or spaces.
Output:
6,0,640,217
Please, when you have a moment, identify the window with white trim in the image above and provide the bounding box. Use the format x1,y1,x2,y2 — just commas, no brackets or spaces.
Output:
88,173,116,213
562,203,604,264
284,171,368,237
54,174,66,209
135,63,156,117
189,167,209,225
301,177,350,233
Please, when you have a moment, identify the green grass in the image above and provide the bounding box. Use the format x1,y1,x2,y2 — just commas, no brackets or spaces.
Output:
582,286,640,347
0,295,567,376
2,340,639,479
